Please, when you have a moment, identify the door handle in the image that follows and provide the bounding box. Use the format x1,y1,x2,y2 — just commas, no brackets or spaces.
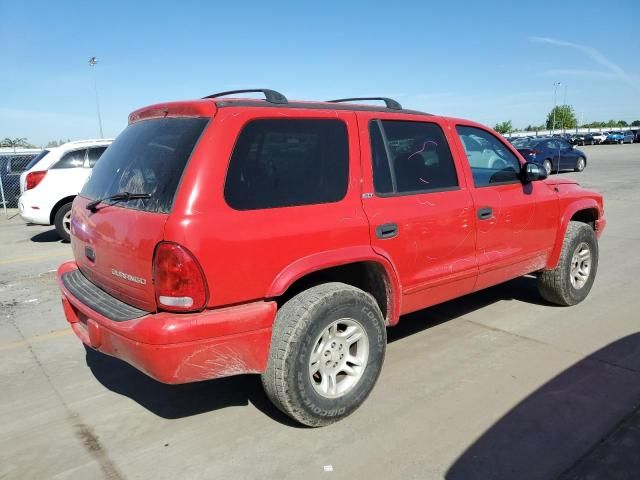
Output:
376,223,398,239
477,207,493,220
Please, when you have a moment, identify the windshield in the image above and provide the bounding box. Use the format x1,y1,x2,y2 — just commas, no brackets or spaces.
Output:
81,117,208,213
24,150,49,170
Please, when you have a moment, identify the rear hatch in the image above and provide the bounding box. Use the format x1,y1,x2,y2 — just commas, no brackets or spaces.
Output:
71,116,209,312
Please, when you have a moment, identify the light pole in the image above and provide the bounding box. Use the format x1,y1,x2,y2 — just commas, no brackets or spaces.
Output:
552,81,561,133
88,57,104,139
562,84,568,133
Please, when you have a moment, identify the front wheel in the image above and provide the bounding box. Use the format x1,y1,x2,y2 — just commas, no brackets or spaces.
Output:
574,157,586,172
54,202,72,242
538,221,598,306
543,159,553,175
261,283,386,427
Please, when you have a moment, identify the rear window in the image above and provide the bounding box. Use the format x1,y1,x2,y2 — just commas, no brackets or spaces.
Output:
81,117,208,213
224,119,349,210
25,150,49,170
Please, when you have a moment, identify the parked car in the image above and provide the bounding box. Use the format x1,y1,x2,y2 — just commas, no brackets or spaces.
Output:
0,151,39,207
18,139,113,240
591,132,608,144
56,89,605,427
605,131,634,144
570,133,595,146
511,137,587,174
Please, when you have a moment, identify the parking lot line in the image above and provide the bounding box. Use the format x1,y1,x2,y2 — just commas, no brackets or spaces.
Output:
0,251,72,266
0,328,72,351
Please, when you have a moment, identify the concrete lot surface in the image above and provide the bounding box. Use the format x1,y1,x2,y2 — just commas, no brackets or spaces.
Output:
1,144,639,479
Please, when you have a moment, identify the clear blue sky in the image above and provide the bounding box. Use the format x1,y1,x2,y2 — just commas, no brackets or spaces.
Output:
1,0,638,145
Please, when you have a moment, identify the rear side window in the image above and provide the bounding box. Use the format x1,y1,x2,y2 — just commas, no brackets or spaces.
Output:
87,146,108,167
224,119,349,210
456,126,522,187
369,120,458,195
82,117,208,213
51,149,87,169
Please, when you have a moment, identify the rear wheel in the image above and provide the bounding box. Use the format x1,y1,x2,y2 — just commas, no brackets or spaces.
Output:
574,157,586,172
538,221,598,306
261,283,386,427
54,202,72,242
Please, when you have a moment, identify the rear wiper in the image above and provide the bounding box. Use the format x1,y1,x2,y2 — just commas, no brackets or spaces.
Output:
86,191,151,211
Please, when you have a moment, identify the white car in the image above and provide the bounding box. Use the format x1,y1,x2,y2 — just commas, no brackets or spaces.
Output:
19,139,113,241
591,132,608,144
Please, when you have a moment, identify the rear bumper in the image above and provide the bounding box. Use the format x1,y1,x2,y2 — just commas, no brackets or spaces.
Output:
18,192,51,225
57,261,276,384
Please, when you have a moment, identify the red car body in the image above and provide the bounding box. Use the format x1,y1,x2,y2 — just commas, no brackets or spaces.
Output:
57,96,605,384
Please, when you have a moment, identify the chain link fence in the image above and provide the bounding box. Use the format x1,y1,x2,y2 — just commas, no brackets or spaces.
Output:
0,151,40,216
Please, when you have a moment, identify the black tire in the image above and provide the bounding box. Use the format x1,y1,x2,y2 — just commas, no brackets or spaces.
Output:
261,282,386,427
54,202,72,242
538,221,598,306
543,159,553,175
574,156,586,172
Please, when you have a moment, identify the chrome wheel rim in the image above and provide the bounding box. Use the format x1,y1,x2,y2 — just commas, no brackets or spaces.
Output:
309,318,369,399
544,161,552,175
570,242,591,289
577,158,585,171
63,211,72,235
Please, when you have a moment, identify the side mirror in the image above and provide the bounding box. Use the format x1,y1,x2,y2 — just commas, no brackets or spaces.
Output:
521,162,548,182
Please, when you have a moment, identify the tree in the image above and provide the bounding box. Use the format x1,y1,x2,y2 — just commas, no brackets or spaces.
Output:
46,140,60,148
632,120,640,127
618,120,628,127
546,105,577,130
494,120,513,134
0,137,33,152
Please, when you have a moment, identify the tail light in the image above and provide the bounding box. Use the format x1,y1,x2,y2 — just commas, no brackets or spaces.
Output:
25,171,47,190
153,242,208,312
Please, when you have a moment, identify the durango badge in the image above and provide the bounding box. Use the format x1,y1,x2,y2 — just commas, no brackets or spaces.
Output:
111,269,147,285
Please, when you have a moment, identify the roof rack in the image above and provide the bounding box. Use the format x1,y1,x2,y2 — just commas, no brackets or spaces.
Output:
327,97,402,110
203,89,288,104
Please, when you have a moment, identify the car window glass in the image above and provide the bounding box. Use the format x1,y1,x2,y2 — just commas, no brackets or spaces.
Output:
51,149,87,169
8,155,33,172
86,147,108,167
224,119,349,210
456,126,521,187
369,120,458,194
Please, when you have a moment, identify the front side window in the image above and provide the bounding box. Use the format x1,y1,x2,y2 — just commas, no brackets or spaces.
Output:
369,120,458,195
224,119,349,210
456,126,522,187
51,149,87,169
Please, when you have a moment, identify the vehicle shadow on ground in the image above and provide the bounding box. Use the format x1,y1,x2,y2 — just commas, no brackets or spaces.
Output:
85,275,551,427
445,333,640,480
30,229,65,243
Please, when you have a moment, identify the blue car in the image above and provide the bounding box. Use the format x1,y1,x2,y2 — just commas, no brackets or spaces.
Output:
605,131,634,144
511,137,587,174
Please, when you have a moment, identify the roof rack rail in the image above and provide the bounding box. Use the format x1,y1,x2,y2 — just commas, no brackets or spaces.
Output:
203,89,288,104
327,97,402,110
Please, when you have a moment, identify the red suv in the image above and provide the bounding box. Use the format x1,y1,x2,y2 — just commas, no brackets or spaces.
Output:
57,89,606,426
